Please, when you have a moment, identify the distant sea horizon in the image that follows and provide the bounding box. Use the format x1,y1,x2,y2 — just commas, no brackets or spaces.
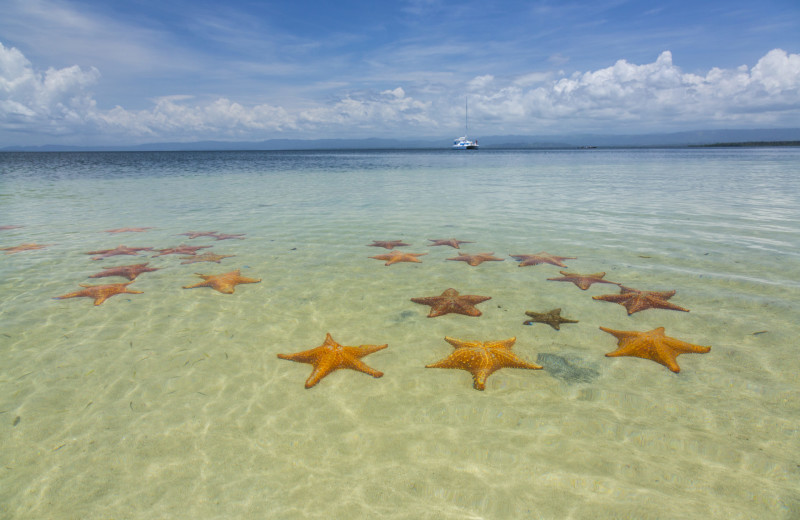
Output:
3,127,800,152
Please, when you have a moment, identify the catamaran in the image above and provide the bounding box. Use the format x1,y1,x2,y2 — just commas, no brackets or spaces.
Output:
452,98,479,150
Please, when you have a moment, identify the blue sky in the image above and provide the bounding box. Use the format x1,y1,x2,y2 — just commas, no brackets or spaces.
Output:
1,0,798,145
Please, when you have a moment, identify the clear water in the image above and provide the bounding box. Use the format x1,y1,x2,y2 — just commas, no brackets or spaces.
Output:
1,148,798,519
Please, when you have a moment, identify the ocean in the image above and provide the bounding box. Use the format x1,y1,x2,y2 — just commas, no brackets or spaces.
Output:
1,148,798,519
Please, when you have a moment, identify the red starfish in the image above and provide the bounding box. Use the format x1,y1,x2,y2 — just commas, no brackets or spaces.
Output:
367,240,410,249
593,286,690,315
153,244,211,256
411,288,491,317
211,233,246,240
547,271,619,290
510,252,576,267
86,245,153,260
428,238,473,249
104,227,153,233
179,231,218,239
2,243,49,254
88,263,160,281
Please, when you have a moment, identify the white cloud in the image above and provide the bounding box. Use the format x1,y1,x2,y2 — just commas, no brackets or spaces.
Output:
1,41,799,144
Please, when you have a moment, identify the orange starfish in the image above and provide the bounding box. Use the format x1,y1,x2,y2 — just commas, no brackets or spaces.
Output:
104,227,153,233
55,282,143,306
277,333,387,388
447,252,504,266
183,269,261,294
179,231,218,239
87,245,153,260
510,252,576,267
367,240,410,249
369,250,427,265
600,326,711,373
2,243,49,254
426,336,542,390
593,286,689,315
411,288,491,317
179,252,235,264
89,263,159,281
547,271,619,290
428,238,473,249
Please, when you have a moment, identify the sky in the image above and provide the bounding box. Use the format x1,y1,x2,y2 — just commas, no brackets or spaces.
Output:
0,0,799,146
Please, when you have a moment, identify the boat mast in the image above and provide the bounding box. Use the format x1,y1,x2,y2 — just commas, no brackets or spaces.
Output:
465,97,469,139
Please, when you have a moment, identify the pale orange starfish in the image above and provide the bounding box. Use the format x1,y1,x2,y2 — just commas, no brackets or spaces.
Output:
153,244,211,256
593,286,689,315
55,282,143,305
426,336,542,390
446,252,504,266
89,263,159,281
277,333,387,388
183,269,261,294
510,252,576,267
369,250,427,266
2,243,49,254
87,245,153,260
411,288,491,317
600,326,711,373
179,252,235,264
547,271,619,290
104,227,153,233
367,240,410,249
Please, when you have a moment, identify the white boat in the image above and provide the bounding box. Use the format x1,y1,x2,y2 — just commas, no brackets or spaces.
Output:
452,99,478,150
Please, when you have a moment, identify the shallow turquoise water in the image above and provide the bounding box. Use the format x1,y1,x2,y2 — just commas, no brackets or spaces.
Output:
1,148,798,519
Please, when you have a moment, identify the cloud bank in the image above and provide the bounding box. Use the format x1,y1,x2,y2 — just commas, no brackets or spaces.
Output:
1,41,799,144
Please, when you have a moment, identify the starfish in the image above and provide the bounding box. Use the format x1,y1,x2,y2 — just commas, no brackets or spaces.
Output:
104,227,153,233
89,263,159,281
446,252,504,266
0,225,24,231
2,243,49,254
524,308,578,330
428,238,473,249
55,282,142,306
369,250,427,266
426,336,542,391
211,233,246,240
183,269,261,294
411,288,491,317
367,240,410,249
600,326,711,373
547,271,619,290
277,333,387,388
510,252,576,267
179,252,235,264
593,286,689,315
87,245,153,260
153,244,211,256
179,231,218,239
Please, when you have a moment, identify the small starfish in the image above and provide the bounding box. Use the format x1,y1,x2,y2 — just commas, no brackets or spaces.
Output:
153,244,211,256
547,271,619,290
2,243,49,254
0,225,24,231
523,308,578,330
446,252,504,266
510,252,576,267
211,233,246,240
179,231,218,239
183,269,261,294
367,240,410,249
179,252,235,264
104,227,153,233
87,245,153,260
277,333,387,388
593,286,689,315
600,326,711,373
55,282,142,306
426,336,542,391
369,250,427,266
89,263,159,281
428,238,473,249
411,288,491,317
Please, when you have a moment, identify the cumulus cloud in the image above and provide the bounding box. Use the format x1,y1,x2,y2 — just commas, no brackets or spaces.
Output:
1,40,799,143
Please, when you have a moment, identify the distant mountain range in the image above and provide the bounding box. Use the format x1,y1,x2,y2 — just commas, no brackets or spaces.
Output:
3,128,799,152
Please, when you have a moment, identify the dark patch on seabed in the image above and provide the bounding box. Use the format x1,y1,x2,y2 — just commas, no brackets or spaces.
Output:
536,353,600,384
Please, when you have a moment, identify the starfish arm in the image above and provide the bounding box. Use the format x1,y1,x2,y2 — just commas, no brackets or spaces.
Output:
444,337,481,349
341,357,384,379
664,337,712,354
182,281,209,289
277,347,325,364
470,368,492,390
302,358,339,388
343,344,388,358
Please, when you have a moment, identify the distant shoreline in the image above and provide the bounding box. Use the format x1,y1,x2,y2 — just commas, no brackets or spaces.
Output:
689,141,800,148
